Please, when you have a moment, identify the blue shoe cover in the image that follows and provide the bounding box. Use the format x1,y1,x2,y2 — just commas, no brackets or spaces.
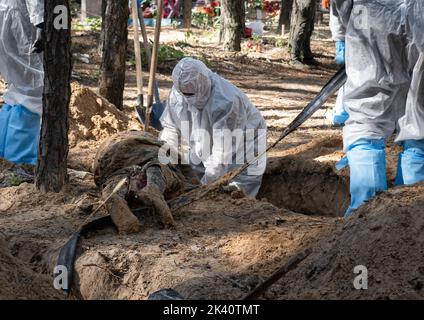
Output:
337,139,387,217
0,104,13,158
395,140,424,186
4,105,41,165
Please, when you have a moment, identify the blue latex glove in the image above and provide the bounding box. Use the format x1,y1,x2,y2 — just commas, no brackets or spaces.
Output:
327,87,349,126
335,41,346,65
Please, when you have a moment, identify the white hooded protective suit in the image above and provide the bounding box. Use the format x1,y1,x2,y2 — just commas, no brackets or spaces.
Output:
160,58,267,197
331,0,424,149
0,0,44,116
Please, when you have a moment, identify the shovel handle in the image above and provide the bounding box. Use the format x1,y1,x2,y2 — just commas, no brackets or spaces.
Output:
131,0,144,98
145,0,163,131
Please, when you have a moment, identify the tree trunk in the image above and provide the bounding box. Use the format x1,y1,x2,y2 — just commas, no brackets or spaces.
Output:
36,0,72,193
183,0,192,28
278,0,293,34
289,0,316,63
99,0,129,109
221,0,245,52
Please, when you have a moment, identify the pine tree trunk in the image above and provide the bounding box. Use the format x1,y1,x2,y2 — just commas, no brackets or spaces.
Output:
289,0,316,63
278,0,293,34
221,0,245,52
36,0,72,193
183,0,192,28
99,0,129,109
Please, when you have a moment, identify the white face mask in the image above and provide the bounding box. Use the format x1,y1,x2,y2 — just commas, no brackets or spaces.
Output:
183,94,208,110
172,58,212,110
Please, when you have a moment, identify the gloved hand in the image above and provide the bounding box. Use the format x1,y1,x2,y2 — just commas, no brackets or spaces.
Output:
31,23,44,54
335,40,346,65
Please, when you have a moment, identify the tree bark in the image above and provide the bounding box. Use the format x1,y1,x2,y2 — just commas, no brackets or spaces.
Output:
99,0,129,109
278,0,293,34
221,0,245,52
36,0,72,193
183,0,192,28
289,0,316,63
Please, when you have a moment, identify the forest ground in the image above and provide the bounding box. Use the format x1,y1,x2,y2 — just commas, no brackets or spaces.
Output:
1,22,423,300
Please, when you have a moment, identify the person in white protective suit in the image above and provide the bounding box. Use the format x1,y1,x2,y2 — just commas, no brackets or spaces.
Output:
0,0,44,165
332,0,424,217
325,0,350,126
159,57,268,197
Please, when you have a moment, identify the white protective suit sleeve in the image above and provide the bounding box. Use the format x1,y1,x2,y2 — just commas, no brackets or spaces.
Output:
26,0,44,26
330,0,353,41
159,89,184,163
161,57,267,196
0,0,44,115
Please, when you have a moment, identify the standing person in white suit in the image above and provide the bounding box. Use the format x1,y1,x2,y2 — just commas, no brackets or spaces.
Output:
332,0,424,216
160,58,267,197
0,0,44,165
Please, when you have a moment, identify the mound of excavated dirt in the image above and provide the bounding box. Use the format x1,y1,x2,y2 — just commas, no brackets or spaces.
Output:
68,83,145,171
0,234,61,300
69,83,130,148
269,183,424,300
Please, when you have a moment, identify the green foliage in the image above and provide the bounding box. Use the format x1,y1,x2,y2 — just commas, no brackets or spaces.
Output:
72,17,102,32
137,45,185,66
192,12,221,30
9,174,22,187
157,45,185,63
274,38,286,48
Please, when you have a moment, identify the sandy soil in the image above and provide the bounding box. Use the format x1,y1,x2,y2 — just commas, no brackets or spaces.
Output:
1,20,422,300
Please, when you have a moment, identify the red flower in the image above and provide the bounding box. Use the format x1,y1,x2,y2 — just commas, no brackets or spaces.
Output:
211,1,220,7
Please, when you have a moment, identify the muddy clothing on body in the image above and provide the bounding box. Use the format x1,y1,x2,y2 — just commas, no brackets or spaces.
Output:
93,131,191,234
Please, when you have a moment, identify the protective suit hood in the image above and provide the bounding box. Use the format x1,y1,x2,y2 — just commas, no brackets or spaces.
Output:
171,57,212,110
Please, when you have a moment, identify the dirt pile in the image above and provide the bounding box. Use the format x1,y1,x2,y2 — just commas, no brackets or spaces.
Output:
68,83,143,171
269,183,424,300
69,83,130,148
0,234,61,300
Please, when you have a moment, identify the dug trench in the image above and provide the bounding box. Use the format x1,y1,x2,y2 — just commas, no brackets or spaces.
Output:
258,135,350,217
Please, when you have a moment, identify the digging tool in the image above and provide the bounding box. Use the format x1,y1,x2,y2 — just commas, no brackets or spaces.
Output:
134,3,165,131
131,0,145,126
134,6,165,131
144,0,164,132
168,66,348,211
138,5,152,68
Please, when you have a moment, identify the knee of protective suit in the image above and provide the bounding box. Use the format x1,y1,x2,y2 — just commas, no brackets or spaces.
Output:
0,104,13,158
395,139,424,186
339,139,387,217
4,105,41,165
